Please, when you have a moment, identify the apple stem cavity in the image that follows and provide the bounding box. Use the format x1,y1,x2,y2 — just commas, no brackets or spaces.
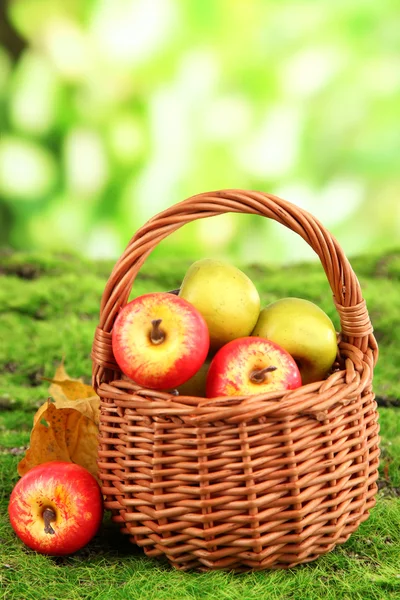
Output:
150,319,165,345
249,365,277,384
42,507,56,535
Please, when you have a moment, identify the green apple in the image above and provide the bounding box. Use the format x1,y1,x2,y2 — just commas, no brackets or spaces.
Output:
175,359,211,397
252,297,337,384
179,259,260,351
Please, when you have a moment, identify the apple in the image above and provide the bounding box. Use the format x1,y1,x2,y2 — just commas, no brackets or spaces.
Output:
252,297,338,384
179,258,260,351
112,292,210,390
8,462,103,556
175,359,211,397
206,337,302,397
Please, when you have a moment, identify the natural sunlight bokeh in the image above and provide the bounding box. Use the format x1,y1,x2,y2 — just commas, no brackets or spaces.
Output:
1,0,400,264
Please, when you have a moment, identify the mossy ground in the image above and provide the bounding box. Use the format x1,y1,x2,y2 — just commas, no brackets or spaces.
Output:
1,249,400,600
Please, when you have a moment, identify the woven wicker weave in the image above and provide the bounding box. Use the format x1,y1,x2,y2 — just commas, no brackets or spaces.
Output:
91,189,380,571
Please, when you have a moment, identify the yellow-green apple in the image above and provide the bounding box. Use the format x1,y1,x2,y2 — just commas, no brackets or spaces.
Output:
179,258,260,351
112,292,210,390
175,359,211,397
206,337,302,397
8,462,103,555
252,297,337,384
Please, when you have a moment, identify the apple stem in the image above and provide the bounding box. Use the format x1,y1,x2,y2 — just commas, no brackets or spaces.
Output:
150,319,165,344
42,507,56,535
250,365,277,384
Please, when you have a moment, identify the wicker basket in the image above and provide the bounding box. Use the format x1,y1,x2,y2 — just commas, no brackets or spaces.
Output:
91,189,380,571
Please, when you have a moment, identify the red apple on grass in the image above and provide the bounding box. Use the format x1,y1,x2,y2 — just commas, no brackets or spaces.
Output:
112,292,210,390
8,462,103,555
206,337,302,397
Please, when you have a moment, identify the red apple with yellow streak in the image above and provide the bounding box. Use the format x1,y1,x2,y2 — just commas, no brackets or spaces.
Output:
112,292,210,390
8,462,103,555
206,337,302,397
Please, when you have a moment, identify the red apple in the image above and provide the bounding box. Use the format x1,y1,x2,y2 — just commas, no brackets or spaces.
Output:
8,462,103,555
206,337,302,397
112,292,210,390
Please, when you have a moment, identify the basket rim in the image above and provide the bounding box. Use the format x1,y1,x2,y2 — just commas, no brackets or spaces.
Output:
95,337,374,422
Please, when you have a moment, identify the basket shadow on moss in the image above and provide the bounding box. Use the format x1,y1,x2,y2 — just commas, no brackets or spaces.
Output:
91,190,380,571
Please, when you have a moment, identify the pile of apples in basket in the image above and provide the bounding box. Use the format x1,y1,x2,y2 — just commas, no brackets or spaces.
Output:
113,258,338,397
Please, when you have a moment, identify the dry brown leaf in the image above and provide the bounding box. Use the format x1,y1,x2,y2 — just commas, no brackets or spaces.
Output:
18,402,99,481
18,363,101,482
43,362,96,402
35,362,100,425
33,396,100,427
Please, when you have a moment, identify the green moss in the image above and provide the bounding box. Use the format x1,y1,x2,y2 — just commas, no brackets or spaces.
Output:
1,249,400,599
1,248,400,405
377,408,400,488
1,451,400,600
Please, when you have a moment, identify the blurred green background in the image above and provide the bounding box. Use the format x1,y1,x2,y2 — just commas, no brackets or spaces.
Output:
1,0,399,265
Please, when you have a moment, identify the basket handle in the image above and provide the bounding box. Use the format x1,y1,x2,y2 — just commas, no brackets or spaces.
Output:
92,189,377,388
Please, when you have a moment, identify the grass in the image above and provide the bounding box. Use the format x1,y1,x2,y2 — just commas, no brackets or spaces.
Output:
1,249,400,600
1,463,399,600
